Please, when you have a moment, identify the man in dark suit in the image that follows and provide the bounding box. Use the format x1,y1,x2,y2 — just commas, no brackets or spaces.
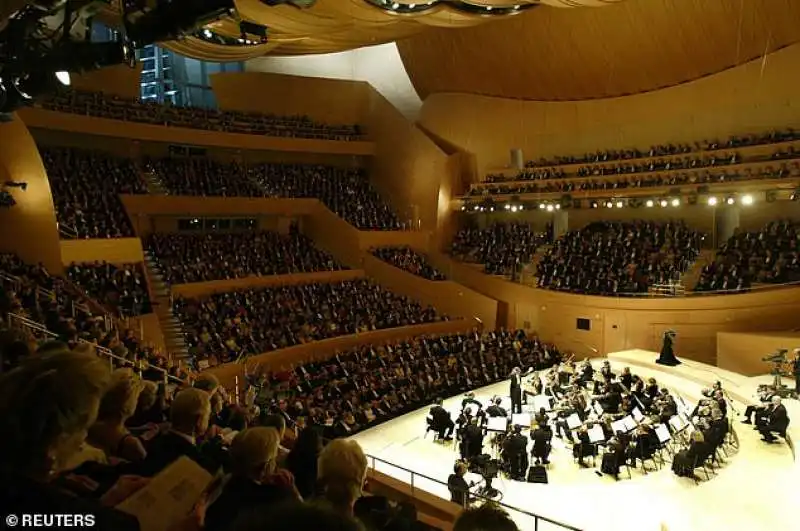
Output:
138,388,219,477
447,461,471,507
460,418,484,461
758,396,790,443
510,367,522,414
429,399,454,440
486,398,507,418
530,423,552,465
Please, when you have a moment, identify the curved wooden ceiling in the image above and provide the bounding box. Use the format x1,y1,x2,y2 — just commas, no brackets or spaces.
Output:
397,0,800,101
162,0,617,61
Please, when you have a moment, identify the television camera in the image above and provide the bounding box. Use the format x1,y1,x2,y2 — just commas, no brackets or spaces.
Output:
467,453,501,499
761,349,797,399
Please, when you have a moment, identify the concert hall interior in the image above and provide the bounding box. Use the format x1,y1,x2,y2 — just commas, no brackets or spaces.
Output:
0,2,799,531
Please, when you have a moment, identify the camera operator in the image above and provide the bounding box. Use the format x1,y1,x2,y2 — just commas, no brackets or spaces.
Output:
447,461,472,507
460,417,484,461
486,397,507,418
429,399,454,441
502,424,528,481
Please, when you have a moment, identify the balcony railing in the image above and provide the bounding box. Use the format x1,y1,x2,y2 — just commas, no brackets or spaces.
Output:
365,453,582,531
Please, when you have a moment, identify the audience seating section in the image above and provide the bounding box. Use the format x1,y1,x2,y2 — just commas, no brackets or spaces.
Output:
145,157,404,230
146,229,346,285
695,220,800,292
41,147,147,239
450,222,547,276
371,247,446,281
536,221,702,296
39,88,363,141
67,262,153,316
174,279,447,365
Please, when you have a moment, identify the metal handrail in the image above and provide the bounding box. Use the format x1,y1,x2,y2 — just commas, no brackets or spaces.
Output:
7,313,186,385
529,279,800,298
365,453,583,531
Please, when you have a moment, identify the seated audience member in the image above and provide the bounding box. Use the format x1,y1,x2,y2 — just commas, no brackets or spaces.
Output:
371,247,446,280
87,369,147,462
127,380,165,428
146,230,344,285
174,279,445,365
695,220,800,292
205,427,299,531
537,220,701,295
138,387,218,476
450,222,545,276
40,147,147,239
286,427,322,500
67,262,152,316
0,348,141,529
317,439,369,519
260,414,291,465
447,461,471,507
228,501,364,531
453,503,520,531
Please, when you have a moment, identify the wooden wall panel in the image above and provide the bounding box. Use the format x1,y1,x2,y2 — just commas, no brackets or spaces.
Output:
363,85,454,232
70,63,144,100
717,331,800,376
418,43,800,178
0,116,62,273
19,108,375,156
361,254,497,329
211,71,371,127
60,239,144,265
170,270,365,299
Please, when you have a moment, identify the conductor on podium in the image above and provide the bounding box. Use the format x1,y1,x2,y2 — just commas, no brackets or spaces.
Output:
656,330,681,367
510,367,523,414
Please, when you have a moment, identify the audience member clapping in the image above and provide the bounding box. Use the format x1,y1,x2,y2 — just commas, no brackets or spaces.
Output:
371,246,446,280
450,222,546,275
40,147,146,239
537,221,702,295
174,279,445,365
695,220,800,292
146,228,345,285
40,88,362,141
67,262,152,316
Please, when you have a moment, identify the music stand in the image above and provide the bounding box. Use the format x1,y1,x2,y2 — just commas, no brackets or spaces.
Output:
587,424,606,444
631,408,644,422
566,413,581,430
655,424,671,444
622,416,638,432
593,402,604,416
511,414,531,428
611,418,629,434
669,414,688,433
486,417,509,433
533,395,553,412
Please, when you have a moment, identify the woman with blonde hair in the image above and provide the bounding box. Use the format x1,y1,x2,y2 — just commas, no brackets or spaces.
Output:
0,349,141,529
87,368,148,462
205,427,298,531
317,439,368,518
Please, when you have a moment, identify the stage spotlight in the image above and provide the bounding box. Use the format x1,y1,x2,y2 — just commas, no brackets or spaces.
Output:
510,205,518,213
725,196,735,205
489,207,495,212
590,201,598,209
660,200,668,207
504,203,511,210
671,198,680,207
615,201,623,208
605,201,613,208
460,205,466,211
539,203,546,210
546,204,554,212
645,199,654,208
519,205,525,211
741,194,754,206
473,205,480,211
707,196,718,206
55,71,71,86
555,204,561,210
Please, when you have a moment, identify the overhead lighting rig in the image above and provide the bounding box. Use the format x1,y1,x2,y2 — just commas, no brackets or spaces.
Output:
0,0,241,117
